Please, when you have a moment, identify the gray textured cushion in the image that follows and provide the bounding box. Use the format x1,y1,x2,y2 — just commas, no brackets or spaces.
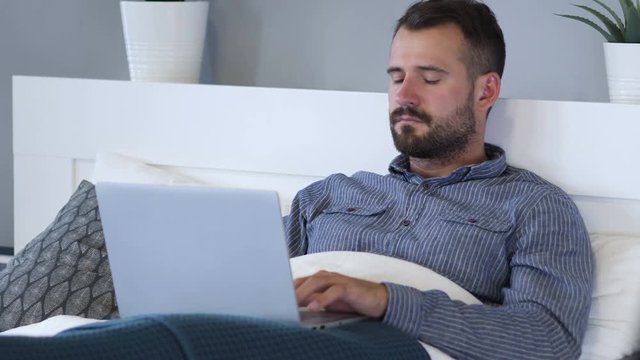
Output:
0,180,118,331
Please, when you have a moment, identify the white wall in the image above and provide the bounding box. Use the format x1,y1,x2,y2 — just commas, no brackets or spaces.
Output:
488,0,610,101
0,0,618,249
208,0,612,100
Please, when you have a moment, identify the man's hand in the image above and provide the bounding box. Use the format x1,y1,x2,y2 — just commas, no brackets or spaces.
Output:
294,271,389,319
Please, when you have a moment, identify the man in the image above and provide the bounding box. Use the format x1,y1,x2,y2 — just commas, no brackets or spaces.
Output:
289,1,593,359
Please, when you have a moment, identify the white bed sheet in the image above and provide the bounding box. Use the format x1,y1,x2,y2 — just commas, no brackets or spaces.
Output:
0,316,103,337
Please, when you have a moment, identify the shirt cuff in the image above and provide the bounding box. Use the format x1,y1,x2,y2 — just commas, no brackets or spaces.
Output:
382,282,427,338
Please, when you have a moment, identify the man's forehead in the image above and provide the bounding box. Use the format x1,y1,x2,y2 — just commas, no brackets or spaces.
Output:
389,24,467,68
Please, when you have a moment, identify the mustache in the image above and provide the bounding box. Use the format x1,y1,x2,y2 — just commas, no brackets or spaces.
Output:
390,106,432,126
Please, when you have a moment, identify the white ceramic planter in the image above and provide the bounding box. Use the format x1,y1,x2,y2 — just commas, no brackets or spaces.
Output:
603,43,640,104
120,1,209,83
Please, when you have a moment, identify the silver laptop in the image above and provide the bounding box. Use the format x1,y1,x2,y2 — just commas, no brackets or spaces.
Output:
95,182,365,330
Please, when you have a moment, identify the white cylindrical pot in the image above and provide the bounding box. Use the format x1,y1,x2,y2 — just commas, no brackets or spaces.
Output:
120,1,209,83
603,43,640,104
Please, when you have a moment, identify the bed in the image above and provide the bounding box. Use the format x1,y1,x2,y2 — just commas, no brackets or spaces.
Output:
5,76,640,359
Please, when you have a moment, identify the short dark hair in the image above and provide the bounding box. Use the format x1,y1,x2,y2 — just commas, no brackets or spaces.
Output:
394,0,506,81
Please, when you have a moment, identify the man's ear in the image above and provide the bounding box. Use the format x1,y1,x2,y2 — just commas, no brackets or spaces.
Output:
475,72,501,111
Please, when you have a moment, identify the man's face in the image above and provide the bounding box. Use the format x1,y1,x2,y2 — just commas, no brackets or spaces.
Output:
387,24,478,162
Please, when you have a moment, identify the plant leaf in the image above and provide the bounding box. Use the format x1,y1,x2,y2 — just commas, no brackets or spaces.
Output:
620,0,640,42
590,0,625,29
574,5,625,41
556,14,618,41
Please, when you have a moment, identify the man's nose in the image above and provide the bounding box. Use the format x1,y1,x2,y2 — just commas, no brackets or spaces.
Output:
395,78,420,107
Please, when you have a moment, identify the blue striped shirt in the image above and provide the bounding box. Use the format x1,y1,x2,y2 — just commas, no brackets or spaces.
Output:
284,144,593,360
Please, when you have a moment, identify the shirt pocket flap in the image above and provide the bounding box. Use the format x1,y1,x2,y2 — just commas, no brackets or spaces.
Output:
440,210,512,232
322,205,386,216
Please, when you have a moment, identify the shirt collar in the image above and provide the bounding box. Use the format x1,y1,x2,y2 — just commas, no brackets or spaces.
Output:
388,143,508,186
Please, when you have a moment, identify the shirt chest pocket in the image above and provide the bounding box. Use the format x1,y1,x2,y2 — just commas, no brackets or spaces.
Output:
434,209,514,259
430,210,514,286
439,210,513,233
322,205,387,217
319,205,388,229
307,205,388,252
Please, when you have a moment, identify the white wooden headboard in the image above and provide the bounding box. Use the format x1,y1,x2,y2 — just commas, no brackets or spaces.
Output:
12,76,640,253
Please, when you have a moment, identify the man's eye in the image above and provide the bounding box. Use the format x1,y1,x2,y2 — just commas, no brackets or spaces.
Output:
391,78,404,84
424,78,440,84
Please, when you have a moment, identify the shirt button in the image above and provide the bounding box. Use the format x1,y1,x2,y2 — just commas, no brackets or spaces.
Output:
346,207,356,212
401,219,411,226
422,183,430,190
467,218,477,224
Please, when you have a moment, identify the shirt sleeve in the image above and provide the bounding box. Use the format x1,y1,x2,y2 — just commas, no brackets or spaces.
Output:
382,191,593,360
283,194,308,257
283,179,327,258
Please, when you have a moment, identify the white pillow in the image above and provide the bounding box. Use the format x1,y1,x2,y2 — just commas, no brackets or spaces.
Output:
90,152,298,216
91,152,200,185
580,234,640,360
290,251,480,360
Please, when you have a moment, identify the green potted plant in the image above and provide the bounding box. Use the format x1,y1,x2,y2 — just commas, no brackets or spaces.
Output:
557,0,640,104
121,0,209,83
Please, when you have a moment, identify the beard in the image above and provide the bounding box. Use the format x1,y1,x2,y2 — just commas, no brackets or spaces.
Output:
389,96,477,163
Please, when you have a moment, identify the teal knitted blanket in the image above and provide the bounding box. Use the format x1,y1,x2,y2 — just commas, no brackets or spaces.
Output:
0,314,429,359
